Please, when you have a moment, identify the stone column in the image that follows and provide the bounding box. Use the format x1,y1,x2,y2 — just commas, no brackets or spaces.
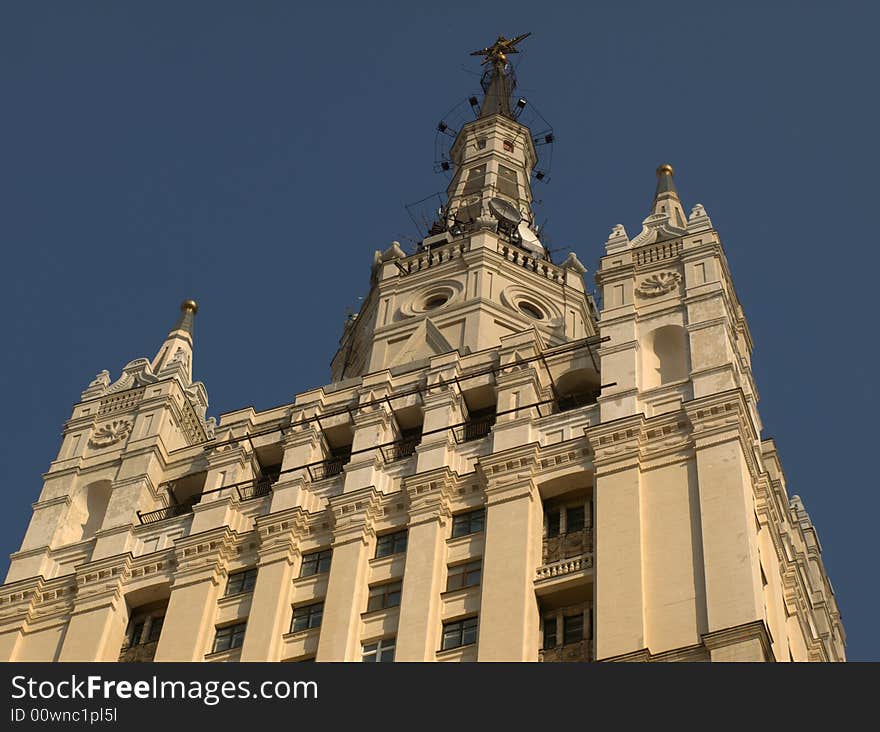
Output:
587,417,647,660
343,399,394,494
685,396,764,659
416,381,464,474
153,529,234,661
59,560,130,661
315,489,380,661
395,474,451,660
477,451,541,661
239,510,305,661
270,422,324,513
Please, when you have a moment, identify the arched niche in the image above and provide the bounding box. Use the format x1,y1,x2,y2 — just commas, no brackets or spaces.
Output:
555,368,601,411
642,324,689,389
68,480,113,541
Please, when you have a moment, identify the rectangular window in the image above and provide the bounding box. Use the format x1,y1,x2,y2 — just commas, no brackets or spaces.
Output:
146,616,164,643
546,510,561,538
129,621,145,646
461,165,486,195
367,581,402,613
446,559,482,592
566,505,586,533
543,617,558,650
291,602,324,632
563,614,584,645
441,616,478,651
451,509,485,539
300,549,332,577
225,568,258,596
375,530,408,558
497,165,518,199
362,638,396,662
213,622,247,653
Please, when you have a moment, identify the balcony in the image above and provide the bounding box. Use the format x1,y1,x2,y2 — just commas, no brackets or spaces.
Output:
137,499,196,525
307,452,350,482
452,409,497,443
379,434,421,462
543,528,592,565
119,640,160,662
539,639,591,663
236,476,274,502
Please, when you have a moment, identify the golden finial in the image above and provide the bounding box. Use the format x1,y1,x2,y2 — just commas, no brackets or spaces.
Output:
181,299,198,314
657,163,674,177
470,32,531,69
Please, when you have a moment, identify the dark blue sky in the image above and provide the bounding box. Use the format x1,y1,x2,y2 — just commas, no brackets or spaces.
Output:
1,2,876,659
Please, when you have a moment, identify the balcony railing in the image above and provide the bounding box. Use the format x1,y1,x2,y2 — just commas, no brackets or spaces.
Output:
539,639,591,663
307,455,349,482
452,413,496,443
543,528,593,565
379,435,421,463
137,500,197,525
119,640,160,662
536,554,593,582
236,477,274,502
555,392,599,413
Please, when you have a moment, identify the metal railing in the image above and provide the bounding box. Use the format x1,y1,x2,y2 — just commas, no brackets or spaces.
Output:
555,392,600,413
137,500,197,525
379,435,421,463
307,455,349,482
452,413,496,443
236,477,274,502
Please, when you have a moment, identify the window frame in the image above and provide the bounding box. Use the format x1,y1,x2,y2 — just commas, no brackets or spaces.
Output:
563,613,584,645
451,509,485,539
212,622,247,653
299,548,332,578
366,580,402,613
374,529,408,559
445,558,482,592
225,567,258,597
441,616,479,651
362,637,396,662
290,602,324,633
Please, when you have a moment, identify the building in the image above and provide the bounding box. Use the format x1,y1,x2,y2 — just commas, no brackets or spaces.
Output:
0,35,845,663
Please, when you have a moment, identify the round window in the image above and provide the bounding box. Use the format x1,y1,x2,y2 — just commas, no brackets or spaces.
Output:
424,295,449,310
518,301,544,320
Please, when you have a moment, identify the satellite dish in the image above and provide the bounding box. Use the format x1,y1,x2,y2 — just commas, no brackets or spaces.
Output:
488,197,522,227
517,222,545,255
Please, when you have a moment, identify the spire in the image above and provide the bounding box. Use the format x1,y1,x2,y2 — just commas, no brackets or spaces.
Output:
470,33,530,119
651,164,687,229
151,299,198,385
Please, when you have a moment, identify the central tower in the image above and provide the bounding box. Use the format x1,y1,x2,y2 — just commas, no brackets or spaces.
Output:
332,33,596,384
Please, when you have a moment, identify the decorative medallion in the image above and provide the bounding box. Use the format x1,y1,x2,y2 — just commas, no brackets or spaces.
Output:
89,419,133,448
635,271,682,297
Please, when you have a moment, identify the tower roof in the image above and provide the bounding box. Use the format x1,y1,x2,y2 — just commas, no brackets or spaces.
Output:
151,299,199,384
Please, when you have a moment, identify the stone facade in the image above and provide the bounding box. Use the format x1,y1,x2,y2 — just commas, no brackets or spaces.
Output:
0,44,844,663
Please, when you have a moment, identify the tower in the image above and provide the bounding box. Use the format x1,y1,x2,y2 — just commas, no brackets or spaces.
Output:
0,36,844,663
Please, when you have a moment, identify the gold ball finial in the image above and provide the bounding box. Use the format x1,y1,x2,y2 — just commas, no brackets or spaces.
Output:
657,163,674,177
181,299,198,314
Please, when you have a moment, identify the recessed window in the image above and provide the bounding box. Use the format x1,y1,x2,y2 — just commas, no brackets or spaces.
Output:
300,549,332,577
424,295,448,310
546,510,561,538
451,508,485,538
375,530,408,558
518,301,544,320
543,617,558,650
367,581,402,612
225,568,258,596
567,506,586,533
563,614,584,645
213,622,247,653
291,602,324,633
441,616,478,650
362,638,396,662
446,559,482,592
